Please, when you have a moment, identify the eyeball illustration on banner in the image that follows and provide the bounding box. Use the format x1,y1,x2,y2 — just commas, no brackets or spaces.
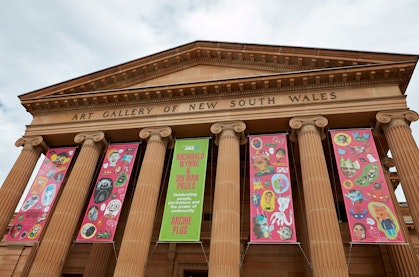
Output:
104,199,122,218
80,223,97,239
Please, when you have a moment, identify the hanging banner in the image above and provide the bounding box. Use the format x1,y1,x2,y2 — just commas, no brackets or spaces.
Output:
159,138,209,242
76,143,139,242
249,134,296,243
330,129,405,243
6,147,76,242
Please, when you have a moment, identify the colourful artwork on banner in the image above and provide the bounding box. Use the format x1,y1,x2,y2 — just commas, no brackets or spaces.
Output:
76,143,139,242
6,147,76,242
249,134,296,243
330,129,405,243
159,138,209,242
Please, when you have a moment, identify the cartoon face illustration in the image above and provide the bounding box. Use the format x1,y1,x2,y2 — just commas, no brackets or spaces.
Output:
334,133,351,146
369,202,399,240
251,193,261,206
278,226,293,240
87,206,99,222
104,199,122,218
51,152,70,166
94,178,113,203
344,190,366,206
349,206,368,219
115,172,128,187
107,150,121,167
28,224,42,240
252,214,273,239
339,157,360,178
353,223,366,240
367,183,390,202
273,148,286,166
261,190,275,212
10,224,22,238
252,151,274,176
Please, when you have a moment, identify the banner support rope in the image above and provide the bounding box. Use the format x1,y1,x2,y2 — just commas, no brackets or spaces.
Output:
200,241,209,266
112,241,118,261
297,242,312,269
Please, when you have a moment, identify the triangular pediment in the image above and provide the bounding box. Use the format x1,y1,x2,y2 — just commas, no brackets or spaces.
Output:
127,64,277,88
18,40,418,114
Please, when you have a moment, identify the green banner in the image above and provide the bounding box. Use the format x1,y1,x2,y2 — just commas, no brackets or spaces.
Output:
159,138,209,242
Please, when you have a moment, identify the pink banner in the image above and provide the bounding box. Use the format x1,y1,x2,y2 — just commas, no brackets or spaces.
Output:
330,129,405,243
249,134,296,243
6,147,76,242
76,143,139,242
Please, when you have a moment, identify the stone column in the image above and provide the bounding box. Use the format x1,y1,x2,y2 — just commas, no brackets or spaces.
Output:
381,157,419,277
83,244,113,277
28,131,106,277
375,109,419,236
114,126,173,277
0,136,47,236
289,116,348,277
208,121,246,277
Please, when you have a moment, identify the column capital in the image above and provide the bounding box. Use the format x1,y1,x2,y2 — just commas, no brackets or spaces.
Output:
375,109,419,135
210,121,247,145
74,131,107,147
139,126,174,148
15,135,48,153
289,115,328,141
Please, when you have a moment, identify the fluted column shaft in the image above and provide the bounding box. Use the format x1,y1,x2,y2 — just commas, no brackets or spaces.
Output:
83,243,113,276
289,116,348,277
381,157,419,276
28,131,106,277
0,136,47,236
208,121,246,277
376,110,419,237
114,126,172,277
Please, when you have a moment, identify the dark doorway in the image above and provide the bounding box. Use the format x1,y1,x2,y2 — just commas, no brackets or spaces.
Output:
184,270,208,277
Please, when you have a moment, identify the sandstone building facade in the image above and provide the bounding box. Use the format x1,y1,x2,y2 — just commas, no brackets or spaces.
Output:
1,41,419,276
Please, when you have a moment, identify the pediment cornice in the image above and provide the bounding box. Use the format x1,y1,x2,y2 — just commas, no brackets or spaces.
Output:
19,40,418,114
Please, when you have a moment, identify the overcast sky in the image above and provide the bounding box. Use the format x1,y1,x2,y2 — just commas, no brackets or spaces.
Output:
1,0,418,202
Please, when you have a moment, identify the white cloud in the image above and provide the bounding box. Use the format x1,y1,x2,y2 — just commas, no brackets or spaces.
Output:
0,0,418,205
